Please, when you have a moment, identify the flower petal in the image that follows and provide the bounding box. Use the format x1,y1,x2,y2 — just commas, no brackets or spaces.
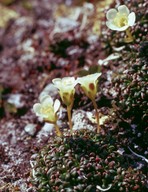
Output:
91,73,102,80
62,78,77,90
77,73,101,85
106,21,120,30
106,9,117,20
54,99,61,113
106,21,128,31
33,103,49,118
116,25,129,31
53,77,77,94
62,77,76,86
77,76,86,85
39,94,51,103
33,103,41,114
128,12,136,26
42,97,53,107
52,78,63,91
52,78,61,86
118,5,129,15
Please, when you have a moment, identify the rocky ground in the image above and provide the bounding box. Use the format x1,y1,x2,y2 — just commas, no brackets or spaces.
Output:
0,0,147,191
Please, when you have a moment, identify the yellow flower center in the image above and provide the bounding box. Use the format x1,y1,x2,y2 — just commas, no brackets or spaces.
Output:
41,106,53,116
63,79,73,86
113,13,128,27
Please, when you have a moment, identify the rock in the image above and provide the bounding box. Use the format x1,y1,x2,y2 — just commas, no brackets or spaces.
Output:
24,124,37,136
53,17,79,33
42,123,54,132
7,94,24,108
72,110,95,131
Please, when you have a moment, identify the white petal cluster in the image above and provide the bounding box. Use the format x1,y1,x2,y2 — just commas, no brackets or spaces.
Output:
33,95,60,123
52,77,77,106
52,77,77,93
106,5,136,31
77,73,102,100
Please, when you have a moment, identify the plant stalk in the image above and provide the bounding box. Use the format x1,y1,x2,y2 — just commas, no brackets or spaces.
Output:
54,123,62,137
124,28,134,43
67,105,73,134
92,98,100,133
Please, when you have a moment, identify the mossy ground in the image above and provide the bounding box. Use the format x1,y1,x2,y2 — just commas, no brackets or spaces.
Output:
0,0,147,191
31,130,147,192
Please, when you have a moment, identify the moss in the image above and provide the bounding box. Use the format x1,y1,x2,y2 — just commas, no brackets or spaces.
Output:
31,130,147,191
99,0,148,153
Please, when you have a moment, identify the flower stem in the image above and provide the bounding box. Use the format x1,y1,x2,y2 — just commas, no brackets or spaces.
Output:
80,14,87,30
91,98,100,133
124,28,134,43
67,105,73,134
54,123,62,137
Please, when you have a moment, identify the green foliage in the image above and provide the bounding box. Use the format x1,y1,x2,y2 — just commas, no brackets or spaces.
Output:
113,57,147,126
31,130,147,192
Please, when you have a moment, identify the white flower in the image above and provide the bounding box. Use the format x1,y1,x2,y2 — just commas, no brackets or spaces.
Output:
106,5,136,31
52,77,77,106
33,95,60,124
77,73,101,100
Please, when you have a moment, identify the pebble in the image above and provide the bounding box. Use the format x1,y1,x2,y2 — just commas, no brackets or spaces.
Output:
72,110,95,131
7,94,24,108
42,123,54,132
24,123,37,136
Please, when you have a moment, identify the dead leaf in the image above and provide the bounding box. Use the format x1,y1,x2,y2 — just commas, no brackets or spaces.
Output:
0,4,19,27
